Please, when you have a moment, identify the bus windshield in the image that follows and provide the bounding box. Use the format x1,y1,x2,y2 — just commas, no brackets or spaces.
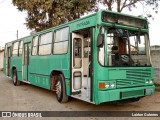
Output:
98,27,151,67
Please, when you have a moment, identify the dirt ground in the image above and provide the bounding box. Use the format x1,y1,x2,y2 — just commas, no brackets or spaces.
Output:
0,71,160,120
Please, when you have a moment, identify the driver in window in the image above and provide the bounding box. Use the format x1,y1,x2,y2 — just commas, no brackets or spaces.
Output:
111,45,120,66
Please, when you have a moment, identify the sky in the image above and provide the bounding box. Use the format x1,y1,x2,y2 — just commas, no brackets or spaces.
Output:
0,0,160,48
0,0,30,48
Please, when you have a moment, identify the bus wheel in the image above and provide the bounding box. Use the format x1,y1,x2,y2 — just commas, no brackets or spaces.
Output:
12,69,20,86
56,74,68,103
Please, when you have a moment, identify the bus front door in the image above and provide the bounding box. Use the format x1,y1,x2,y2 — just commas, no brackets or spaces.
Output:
23,42,31,81
71,33,83,94
71,33,90,101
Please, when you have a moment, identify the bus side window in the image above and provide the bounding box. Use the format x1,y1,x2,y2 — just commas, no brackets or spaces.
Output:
53,27,69,54
39,32,52,55
12,42,19,57
19,41,23,56
32,36,39,56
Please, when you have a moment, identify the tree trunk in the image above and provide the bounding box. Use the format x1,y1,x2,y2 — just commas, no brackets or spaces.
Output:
117,0,121,12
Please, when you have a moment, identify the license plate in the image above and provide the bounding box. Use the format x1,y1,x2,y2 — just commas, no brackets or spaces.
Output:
145,89,153,95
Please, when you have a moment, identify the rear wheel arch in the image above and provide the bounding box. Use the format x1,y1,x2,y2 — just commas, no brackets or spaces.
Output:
50,70,63,92
50,70,68,103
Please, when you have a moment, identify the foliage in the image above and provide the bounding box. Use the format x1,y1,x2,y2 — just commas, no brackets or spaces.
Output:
12,0,97,31
12,0,159,31
98,0,159,13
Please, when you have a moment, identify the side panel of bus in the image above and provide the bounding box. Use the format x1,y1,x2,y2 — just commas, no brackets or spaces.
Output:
29,28,70,90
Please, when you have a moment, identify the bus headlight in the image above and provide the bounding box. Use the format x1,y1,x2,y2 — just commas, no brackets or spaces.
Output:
146,80,149,84
150,80,153,84
110,83,116,88
146,80,153,84
105,83,110,88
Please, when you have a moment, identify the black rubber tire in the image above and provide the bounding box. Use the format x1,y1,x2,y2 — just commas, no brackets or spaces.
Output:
12,69,21,86
56,74,68,103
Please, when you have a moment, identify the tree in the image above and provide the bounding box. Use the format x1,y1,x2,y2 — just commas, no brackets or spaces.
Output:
13,0,159,31
98,0,159,13
12,0,97,31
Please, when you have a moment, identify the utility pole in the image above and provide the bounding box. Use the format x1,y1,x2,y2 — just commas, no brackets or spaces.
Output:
16,30,18,40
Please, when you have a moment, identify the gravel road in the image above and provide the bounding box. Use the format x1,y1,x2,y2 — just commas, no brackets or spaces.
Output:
0,71,160,120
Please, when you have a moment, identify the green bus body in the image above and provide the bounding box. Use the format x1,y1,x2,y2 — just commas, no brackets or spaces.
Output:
3,10,155,105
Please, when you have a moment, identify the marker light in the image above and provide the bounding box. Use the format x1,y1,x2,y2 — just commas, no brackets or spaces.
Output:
146,80,149,84
111,83,115,88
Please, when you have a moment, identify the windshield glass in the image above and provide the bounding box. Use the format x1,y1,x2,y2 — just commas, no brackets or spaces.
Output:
98,27,151,67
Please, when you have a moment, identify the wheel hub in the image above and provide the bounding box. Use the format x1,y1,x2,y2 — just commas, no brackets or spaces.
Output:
56,81,61,98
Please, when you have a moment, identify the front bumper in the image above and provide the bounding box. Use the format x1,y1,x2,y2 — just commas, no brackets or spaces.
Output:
97,85,155,104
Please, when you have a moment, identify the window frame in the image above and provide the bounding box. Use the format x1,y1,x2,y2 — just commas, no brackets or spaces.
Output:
53,27,69,55
97,26,151,67
12,41,19,57
32,36,39,56
38,32,53,56
129,35,146,55
18,40,23,56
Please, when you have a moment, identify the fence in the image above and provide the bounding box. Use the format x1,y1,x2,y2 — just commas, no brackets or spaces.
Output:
154,67,160,84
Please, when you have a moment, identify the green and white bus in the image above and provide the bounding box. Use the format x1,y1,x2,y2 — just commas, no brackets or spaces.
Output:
3,10,155,105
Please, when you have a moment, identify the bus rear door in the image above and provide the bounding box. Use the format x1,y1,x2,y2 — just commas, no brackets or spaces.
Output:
23,42,31,81
6,46,11,76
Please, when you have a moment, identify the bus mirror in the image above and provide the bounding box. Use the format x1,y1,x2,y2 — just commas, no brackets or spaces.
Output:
97,34,104,47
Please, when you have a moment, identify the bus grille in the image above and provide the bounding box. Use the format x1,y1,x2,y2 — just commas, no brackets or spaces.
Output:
116,69,151,88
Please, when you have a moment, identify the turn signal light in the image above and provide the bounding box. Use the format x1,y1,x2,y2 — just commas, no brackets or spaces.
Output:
99,83,105,89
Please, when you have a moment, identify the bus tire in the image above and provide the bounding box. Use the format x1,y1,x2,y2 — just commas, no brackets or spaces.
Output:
56,74,68,103
12,69,21,86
